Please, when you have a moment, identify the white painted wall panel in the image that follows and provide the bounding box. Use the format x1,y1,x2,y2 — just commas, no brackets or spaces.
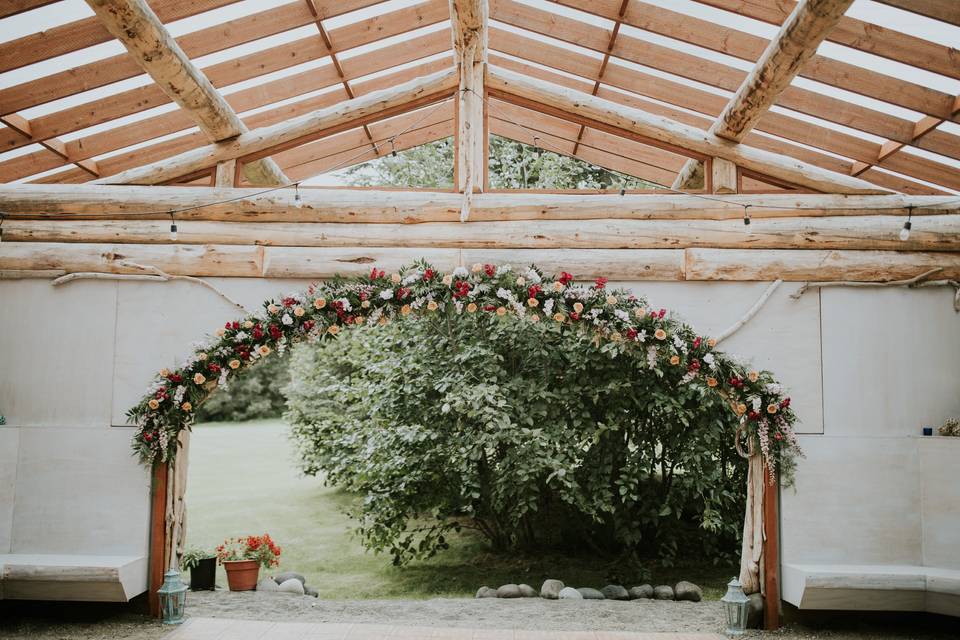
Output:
619,281,823,434
919,438,960,570
781,436,922,567
0,429,18,554
821,288,960,438
0,280,117,427
10,427,150,556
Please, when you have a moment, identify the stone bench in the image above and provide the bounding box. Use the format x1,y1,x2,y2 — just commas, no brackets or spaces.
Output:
782,563,960,617
0,554,148,602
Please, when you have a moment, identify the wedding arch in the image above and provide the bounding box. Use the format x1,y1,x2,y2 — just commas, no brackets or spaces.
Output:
132,261,800,608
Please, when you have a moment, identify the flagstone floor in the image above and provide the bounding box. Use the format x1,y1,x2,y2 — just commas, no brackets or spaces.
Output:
165,617,726,640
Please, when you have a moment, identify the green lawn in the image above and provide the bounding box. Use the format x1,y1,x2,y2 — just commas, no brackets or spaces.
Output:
186,419,733,599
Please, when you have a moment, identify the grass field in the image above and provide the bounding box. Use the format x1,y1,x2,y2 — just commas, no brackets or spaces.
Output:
185,419,734,599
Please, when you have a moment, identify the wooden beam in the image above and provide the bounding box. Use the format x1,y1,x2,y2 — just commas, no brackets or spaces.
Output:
711,158,738,194
486,67,889,194
873,0,960,27
3,242,958,281
148,462,168,617
763,468,781,630
214,160,237,188
8,215,959,252
84,0,288,186
672,0,854,190
3,185,954,222
90,68,458,186
694,0,960,81
450,0,489,208
0,0,60,19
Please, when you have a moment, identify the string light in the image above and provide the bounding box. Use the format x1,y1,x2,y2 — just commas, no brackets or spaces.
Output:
900,205,913,241
390,138,398,157
293,183,302,208
0,212,4,244
168,213,177,241
743,204,751,227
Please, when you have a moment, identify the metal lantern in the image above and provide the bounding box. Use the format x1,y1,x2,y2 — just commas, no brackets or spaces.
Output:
720,577,750,636
157,567,188,625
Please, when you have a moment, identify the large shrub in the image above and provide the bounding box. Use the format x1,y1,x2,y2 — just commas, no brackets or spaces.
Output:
285,312,747,566
196,352,290,422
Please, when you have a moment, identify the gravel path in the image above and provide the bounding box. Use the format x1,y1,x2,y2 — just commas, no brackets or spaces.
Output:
1,593,955,639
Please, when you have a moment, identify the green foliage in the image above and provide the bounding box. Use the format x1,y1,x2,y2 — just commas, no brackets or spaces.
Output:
196,353,290,422
285,314,746,568
180,547,215,570
343,136,659,190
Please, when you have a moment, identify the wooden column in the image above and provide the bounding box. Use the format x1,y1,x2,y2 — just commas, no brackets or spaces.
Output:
762,467,781,630
711,157,738,194
215,159,237,188
148,461,169,617
450,0,488,220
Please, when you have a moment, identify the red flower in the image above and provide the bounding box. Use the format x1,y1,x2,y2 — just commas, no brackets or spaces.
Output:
728,377,744,389
282,297,297,308
252,325,264,340
748,410,760,421
143,432,154,442
452,280,471,299
424,268,434,281
269,324,282,340
693,336,702,349
303,320,315,332
780,397,791,409
231,321,240,330
168,373,183,384
594,277,608,289
483,304,497,311
658,308,666,319
774,432,783,441
626,328,638,340
687,359,700,372
527,284,541,298
208,363,221,374
369,267,380,280
558,271,574,285
483,264,496,277
569,312,580,321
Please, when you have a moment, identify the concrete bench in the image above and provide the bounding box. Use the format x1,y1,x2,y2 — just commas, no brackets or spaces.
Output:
783,563,960,617
0,554,148,602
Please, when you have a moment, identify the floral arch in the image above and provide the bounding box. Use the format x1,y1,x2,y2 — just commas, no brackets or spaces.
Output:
131,261,800,478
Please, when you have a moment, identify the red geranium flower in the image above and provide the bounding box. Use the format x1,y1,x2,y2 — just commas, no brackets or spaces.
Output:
558,271,574,285
527,284,541,298
594,277,608,289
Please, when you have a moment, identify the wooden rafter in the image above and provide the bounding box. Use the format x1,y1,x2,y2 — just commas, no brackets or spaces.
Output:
874,0,960,27
91,68,458,185
673,0,855,190
84,0,288,187
486,30,958,193
450,0,489,216
0,114,100,178
487,67,889,194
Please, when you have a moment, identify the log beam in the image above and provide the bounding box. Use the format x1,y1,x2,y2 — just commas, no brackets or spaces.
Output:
90,69,458,186
673,0,854,190
2,243,959,281
84,0,288,186
3,186,954,222
486,67,889,195
6,215,959,252
450,0,489,199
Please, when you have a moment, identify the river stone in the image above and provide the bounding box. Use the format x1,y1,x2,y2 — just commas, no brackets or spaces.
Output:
476,586,498,598
629,584,654,599
277,578,305,595
497,584,523,598
256,578,279,592
653,585,675,600
601,584,630,601
304,586,319,598
577,587,605,600
274,571,306,586
518,583,538,597
674,581,703,602
540,579,564,599
747,592,764,628
558,587,583,599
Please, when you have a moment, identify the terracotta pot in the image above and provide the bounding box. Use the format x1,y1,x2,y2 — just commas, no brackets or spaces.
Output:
223,559,260,591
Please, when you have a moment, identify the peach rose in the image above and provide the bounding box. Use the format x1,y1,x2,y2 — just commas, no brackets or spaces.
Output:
148,399,160,410
215,328,226,337
748,371,759,382
553,281,564,292
573,302,584,313
606,295,618,305
327,325,339,335
706,377,718,388
471,263,483,273
736,403,747,416
496,306,507,316
198,352,208,361
634,308,646,319
378,316,389,326
427,300,439,311
467,303,478,313
314,298,327,309
654,329,667,340
707,338,716,348
553,313,565,323
515,276,526,286
267,304,279,314
767,404,779,414
294,306,305,317
259,345,271,356
529,314,540,323
361,300,371,309
401,304,412,316
193,373,206,385
229,359,241,370
243,320,254,329
527,298,539,307
160,368,170,378
442,274,453,286
670,355,680,365
391,273,401,284
181,402,192,412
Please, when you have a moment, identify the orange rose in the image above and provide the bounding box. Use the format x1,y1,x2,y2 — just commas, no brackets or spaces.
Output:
148,399,159,410
767,404,779,414
496,306,507,316
527,298,539,307
181,402,192,412
706,377,718,387
314,298,327,309
229,360,241,370
654,329,667,340
670,355,680,365
467,303,478,313
259,345,271,356
553,313,565,323
327,325,339,335
707,338,716,348
193,373,206,385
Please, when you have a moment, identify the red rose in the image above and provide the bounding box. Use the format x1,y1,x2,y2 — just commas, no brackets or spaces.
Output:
424,269,434,281
569,312,580,321
774,432,783,440
594,277,608,289
483,264,496,277
231,321,240,330
483,304,496,311
303,320,315,332
748,410,760,421
658,308,666,319
527,284,541,298
780,398,791,409
252,325,264,340
224,322,232,329
168,373,183,383
693,336,701,349
208,363,221,374
687,359,700,372
282,297,296,308
359,291,368,301
559,271,574,285
269,324,282,340
370,267,379,280
626,328,638,340
143,432,153,442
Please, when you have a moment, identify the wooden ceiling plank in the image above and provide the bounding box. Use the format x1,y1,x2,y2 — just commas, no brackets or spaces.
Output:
673,0,855,189
84,0,288,186
0,0,242,74
0,0,61,19
693,0,960,80
873,0,960,27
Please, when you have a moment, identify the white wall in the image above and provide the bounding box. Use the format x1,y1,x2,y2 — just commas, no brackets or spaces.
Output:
1,277,957,601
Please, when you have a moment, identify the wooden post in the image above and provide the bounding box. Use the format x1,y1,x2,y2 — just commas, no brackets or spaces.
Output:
148,461,169,618
450,0,488,220
711,157,738,194
215,159,237,188
762,466,781,630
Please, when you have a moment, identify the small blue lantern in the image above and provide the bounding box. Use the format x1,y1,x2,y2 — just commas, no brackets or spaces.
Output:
157,566,188,624
721,577,750,636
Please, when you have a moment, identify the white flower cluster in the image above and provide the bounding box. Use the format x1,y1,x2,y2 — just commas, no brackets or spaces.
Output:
281,314,293,326
703,353,716,369
543,298,555,315
379,289,394,300
453,266,469,278
646,345,658,369
614,309,630,322
496,264,512,276
173,385,187,405
525,268,542,283
401,270,422,285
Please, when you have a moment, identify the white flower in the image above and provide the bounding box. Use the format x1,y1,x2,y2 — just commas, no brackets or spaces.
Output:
525,269,542,283
453,266,469,278
496,287,513,301
174,385,187,404
752,396,762,411
281,314,293,326
765,382,782,395
379,289,394,300
637,329,647,343
402,271,422,285
646,346,658,369
336,298,352,312
233,331,249,343
703,353,716,368
496,264,512,275
543,298,555,315
614,309,630,322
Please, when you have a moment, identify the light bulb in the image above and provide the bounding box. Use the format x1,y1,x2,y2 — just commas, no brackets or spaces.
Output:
169,222,178,241
294,191,302,208
619,187,626,196
899,221,911,241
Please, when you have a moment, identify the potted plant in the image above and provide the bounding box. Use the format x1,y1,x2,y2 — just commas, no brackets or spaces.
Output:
215,534,281,591
181,547,217,591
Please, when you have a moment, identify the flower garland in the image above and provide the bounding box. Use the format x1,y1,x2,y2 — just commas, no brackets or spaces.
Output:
129,261,801,482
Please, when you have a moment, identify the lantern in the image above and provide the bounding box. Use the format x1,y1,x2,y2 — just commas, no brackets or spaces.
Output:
720,577,750,636
157,567,188,625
